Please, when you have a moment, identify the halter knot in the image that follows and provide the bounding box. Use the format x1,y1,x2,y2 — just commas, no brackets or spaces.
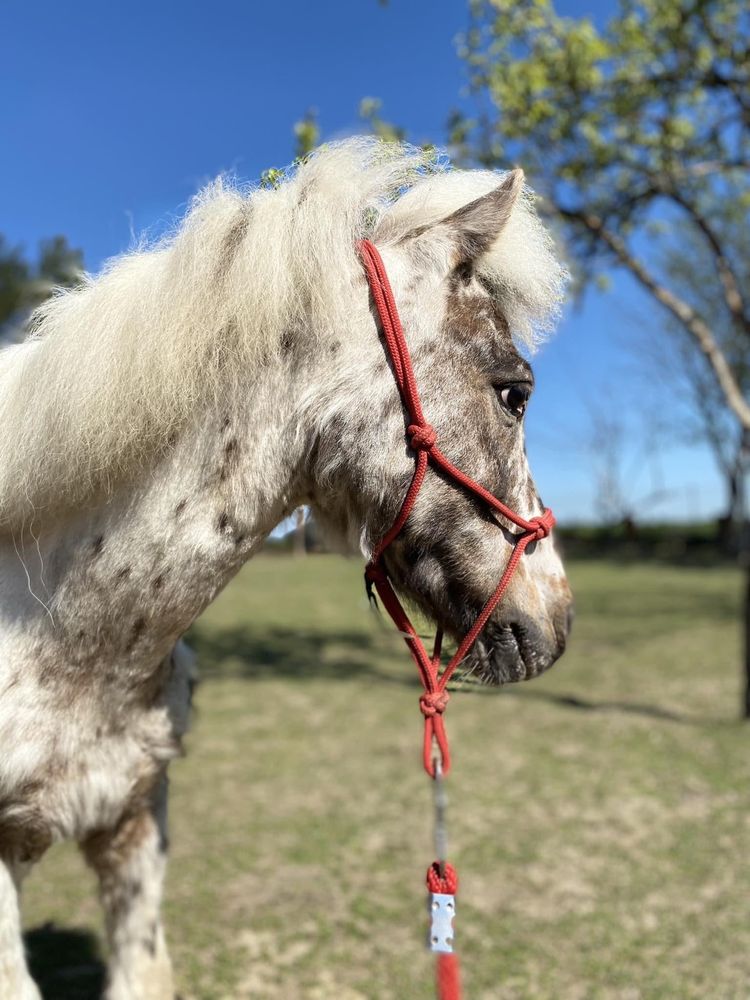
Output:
408,422,437,452
365,561,388,585
528,508,556,541
420,690,450,717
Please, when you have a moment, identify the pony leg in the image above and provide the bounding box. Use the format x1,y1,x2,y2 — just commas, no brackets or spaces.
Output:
81,774,173,1000
0,858,42,1000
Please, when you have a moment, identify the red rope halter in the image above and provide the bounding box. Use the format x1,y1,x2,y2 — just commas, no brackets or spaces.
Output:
358,239,555,778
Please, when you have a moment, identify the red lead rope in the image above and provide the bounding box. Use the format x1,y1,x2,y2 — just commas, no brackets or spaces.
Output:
358,239,555,1000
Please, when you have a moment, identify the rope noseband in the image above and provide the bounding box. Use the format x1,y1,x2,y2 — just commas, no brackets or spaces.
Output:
358,239,555,1000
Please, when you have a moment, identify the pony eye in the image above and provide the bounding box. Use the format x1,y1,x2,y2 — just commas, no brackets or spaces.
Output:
498,383,531,417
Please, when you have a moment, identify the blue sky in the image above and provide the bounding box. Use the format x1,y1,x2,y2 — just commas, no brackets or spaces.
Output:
2,0,725,524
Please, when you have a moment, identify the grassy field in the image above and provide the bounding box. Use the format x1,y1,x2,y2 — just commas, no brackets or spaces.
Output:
21,554,750,999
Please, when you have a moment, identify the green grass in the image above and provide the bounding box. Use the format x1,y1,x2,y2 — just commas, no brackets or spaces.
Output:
21,556,750,999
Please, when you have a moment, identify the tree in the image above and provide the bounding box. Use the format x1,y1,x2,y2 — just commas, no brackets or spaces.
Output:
0,234,83,336
655,207,750,548
0,237,29,327
452,0,749,427
585,403,672,530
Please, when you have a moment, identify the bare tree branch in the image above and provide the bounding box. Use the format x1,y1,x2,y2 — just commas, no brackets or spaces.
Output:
669,189,750,337
559,207,750,430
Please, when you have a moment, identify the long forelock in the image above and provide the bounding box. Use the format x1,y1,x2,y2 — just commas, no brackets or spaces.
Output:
0,138,566,528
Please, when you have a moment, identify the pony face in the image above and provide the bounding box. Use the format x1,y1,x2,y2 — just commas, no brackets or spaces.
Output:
309,174,572,685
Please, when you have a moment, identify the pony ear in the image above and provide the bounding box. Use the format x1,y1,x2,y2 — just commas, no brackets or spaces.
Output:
442,168,524,265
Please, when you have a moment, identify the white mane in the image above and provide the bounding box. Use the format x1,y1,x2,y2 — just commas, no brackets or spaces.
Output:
0,138,565,529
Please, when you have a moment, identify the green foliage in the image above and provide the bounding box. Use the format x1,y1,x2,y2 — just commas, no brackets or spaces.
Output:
259,167,286,190
459,0,749,260
260,112,322,190
0,237,30,328
359,98,407,143
293,109,320,160
0,234,83,332
37,236,84,287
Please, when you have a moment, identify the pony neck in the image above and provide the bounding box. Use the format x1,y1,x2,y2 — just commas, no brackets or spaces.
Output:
0,365,310,668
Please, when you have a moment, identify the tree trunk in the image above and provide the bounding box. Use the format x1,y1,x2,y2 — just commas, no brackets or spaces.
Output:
718,466,742,554
738,434,750,718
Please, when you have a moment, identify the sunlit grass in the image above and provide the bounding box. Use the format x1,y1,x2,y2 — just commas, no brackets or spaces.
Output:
23,555,750,999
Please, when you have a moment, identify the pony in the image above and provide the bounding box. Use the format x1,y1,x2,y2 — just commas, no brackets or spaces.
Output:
0,138,572,999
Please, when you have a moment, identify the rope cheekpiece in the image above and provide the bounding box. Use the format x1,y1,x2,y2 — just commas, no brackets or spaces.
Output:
358,239,556,1000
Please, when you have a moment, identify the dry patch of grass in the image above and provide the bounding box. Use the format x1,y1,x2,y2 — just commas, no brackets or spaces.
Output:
22,555,750,999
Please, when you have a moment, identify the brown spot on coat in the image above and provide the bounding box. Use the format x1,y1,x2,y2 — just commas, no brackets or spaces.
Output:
82,808,157,880
126,617,147,653
36,662,55,687
280,329,294,355
0,812,52,865
219,438,240,483
214,208,251,281
1,673,19,693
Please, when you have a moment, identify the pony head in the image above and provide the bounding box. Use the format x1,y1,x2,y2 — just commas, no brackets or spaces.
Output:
305,147,572,683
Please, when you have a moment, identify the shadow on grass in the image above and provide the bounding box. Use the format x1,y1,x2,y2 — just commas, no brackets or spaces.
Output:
504,687,707,724
188,622,736,726
457,684,736,726
25,923,105,1000
188,623,420,687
